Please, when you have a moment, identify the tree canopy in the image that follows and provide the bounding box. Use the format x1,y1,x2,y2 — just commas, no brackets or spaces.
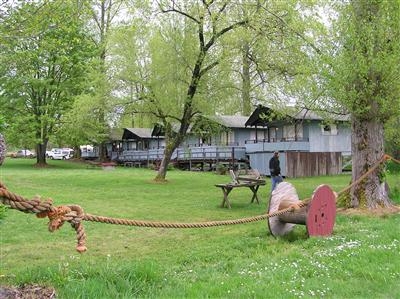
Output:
0,1,97,164
322,0,400,208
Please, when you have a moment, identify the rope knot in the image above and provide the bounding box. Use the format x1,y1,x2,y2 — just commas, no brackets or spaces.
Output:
36,204,87,253
37,205,71,232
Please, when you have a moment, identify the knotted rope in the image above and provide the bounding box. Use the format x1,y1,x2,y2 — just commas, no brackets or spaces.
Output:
0,154,397,253
0,182,87,253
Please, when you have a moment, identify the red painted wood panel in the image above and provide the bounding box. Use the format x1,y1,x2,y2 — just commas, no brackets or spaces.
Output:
306,185,336,236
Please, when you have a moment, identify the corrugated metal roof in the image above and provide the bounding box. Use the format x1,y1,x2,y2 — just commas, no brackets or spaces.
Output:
124,128,154,139
209,115,249,128
293,109,350,121
245,105,350,127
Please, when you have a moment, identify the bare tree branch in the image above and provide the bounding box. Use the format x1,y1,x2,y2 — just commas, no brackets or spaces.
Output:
159,2,200,24
200,61,219,76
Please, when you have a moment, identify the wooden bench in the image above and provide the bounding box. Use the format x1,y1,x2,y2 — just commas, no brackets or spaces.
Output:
215,170,266,208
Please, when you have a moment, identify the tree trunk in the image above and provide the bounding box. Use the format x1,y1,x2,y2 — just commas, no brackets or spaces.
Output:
155,145,174,181
35,142,47,166
155,136,182,181
351,117,392,208
242,43,251,116
75,146,81,159
98,142,108,162
0,133,5,166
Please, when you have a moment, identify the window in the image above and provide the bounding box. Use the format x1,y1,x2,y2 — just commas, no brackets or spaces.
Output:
218,131,234,145
321,124,338,135
283,124,303,140
250,129,267,142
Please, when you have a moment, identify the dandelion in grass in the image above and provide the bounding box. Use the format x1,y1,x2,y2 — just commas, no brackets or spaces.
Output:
315,239,362,257
369,239,399,250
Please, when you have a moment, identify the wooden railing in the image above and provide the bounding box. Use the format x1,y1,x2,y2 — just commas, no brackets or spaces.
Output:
116,145,247,164
245,137,310,144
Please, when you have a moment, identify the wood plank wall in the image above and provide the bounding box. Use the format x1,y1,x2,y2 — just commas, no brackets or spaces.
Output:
285,152,342,178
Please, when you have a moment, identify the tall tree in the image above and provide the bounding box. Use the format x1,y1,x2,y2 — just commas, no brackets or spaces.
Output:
110,1,251,180
111,1,316,180
107,4,159,129
218,0,319,115
0,1,97,165
153,1,251,180
81,0,125,161
327,0,400,208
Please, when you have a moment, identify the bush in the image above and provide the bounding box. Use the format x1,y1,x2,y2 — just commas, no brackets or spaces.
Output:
215,163,227,175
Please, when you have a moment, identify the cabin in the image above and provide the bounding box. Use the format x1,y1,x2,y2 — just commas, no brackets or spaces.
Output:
115,128,165,166
114,116,259,169
173,115,258,170
96,106,351,177
244,105,351,177
185,115,261,146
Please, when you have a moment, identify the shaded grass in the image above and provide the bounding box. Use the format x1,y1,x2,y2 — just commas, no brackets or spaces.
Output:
0,158,399,298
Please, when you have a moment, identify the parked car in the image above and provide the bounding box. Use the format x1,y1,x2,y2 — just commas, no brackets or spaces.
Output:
11,149,35,158
46,148,60,158
62,148,74,158
46,148,70,160
46,148,74,159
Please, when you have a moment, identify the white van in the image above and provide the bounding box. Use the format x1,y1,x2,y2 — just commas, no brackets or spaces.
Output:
46,148,72,160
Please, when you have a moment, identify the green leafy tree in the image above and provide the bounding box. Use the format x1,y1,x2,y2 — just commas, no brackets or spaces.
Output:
79,0,126,161
385,117,400,160
208,1,322,116
110,0,318,180
111,1,250,180
0,1,97,165
107,5,159,129
327,0,400,208
150,1,251,180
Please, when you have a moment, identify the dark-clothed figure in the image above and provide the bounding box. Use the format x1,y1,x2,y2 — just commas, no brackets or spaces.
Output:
269,151,283,192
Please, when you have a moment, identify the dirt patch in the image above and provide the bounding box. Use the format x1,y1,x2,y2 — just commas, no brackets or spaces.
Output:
0,284,56,299
337,205,400,217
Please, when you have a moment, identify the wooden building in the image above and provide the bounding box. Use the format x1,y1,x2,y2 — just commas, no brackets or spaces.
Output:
102,106,351,177
244,105,351,177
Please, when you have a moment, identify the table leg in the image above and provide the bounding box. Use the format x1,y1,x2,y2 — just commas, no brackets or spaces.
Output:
249,185,260,204
221,187,232,208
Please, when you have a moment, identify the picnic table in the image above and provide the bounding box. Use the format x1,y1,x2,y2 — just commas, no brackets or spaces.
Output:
215,170,266,208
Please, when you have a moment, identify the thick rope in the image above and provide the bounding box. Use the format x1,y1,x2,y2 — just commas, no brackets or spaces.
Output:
0,154,397,253
83,201,308,229
337,154,391,196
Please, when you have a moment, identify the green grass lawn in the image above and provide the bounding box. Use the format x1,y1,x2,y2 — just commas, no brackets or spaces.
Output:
1,158,399,298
